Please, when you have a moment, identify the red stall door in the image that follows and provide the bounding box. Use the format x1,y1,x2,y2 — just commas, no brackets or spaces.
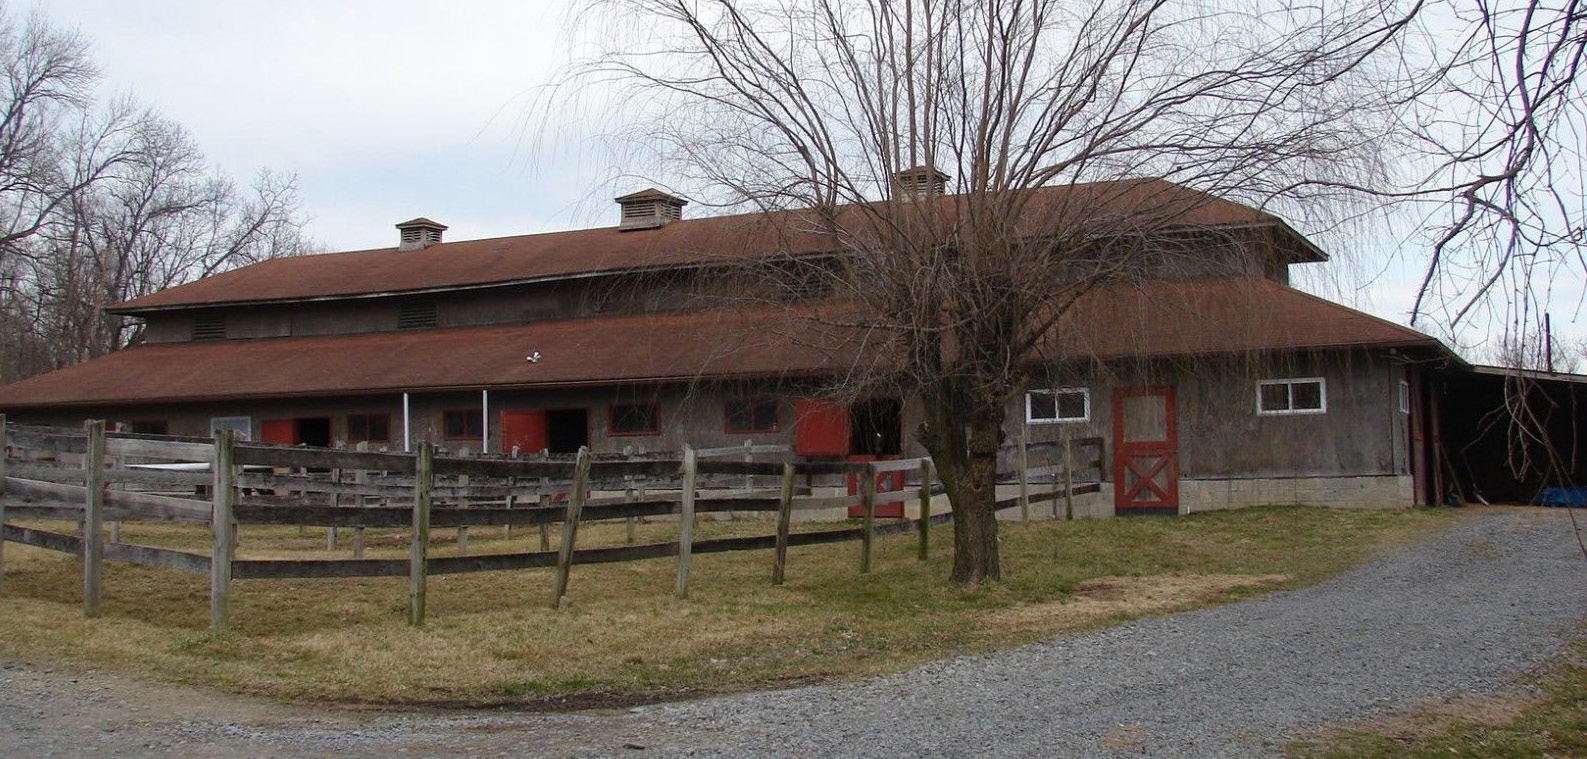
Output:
793,399,850,457
500,410,548,456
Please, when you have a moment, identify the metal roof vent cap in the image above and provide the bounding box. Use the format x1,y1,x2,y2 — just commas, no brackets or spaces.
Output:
615,189,687,231
396,217,448,250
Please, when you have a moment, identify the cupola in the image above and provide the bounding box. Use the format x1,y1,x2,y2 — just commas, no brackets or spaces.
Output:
395,217,447,250
615,189,687,231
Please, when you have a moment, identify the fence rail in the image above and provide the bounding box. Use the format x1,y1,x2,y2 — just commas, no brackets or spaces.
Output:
1,416,1104,631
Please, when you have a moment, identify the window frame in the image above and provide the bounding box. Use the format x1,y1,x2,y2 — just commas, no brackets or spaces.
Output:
724,398,781,434
1256,377,1328,416
1025,387,1090,424
608,402,661,437
442,409,484,440
346,413,392,443
1399,380,1411,414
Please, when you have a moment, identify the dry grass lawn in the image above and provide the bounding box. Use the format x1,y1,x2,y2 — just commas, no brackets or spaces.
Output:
0,505,1452,707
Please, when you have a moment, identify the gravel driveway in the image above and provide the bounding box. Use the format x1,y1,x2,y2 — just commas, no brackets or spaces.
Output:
3,507,1584,758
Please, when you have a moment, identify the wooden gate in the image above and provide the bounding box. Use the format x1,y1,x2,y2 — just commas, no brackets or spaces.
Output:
1113,386,1179,514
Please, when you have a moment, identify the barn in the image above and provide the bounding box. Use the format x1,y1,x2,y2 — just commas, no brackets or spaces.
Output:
0,176,1482,514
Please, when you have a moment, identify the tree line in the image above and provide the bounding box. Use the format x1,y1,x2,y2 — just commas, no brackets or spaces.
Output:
0,6,314,384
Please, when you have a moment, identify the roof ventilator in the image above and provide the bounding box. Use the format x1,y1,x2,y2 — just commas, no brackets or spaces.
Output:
395,217,448,250
892,166,950,202
615,189,687,231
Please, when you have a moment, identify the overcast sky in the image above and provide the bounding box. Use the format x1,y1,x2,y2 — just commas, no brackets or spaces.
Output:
32,1,1586,353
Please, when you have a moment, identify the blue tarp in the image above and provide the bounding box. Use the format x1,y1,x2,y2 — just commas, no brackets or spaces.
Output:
1535,487,1587,507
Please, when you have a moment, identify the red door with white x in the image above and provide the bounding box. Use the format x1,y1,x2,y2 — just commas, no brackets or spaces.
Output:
1113,386,1179,514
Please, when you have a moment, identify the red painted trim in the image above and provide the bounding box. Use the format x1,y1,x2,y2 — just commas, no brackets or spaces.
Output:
1112,385,1179,512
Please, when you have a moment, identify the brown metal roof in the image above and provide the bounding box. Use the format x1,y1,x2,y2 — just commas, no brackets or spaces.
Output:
111,179,1301,314
1053,277,1443,360
1,279,1443,410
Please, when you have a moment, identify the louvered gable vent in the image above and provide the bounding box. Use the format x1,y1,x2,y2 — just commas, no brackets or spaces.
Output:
191,314,226,341
397,301,439,330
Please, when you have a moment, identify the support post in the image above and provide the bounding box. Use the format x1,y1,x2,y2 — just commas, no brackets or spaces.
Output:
676,445,697,599
353,442,368,557
327,466,341,550
550,448,591,609
457,472,470,556
772,462,795,585
409,442,433,627
210,428,237,633
860,463,875,574
1063,436,1075,521
625,475,637,544
83,420,106,618
0,413,8,592
1017,432,1031,521
538,477,551,551
917,459,932,561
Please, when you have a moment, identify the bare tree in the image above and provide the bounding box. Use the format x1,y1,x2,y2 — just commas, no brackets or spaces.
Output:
564,0,1414,583
0,4,314,383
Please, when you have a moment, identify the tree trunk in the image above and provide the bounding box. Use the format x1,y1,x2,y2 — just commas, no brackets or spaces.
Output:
919,391,1003,584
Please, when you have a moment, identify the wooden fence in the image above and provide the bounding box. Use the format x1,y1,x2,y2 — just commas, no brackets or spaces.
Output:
0,415,1102,632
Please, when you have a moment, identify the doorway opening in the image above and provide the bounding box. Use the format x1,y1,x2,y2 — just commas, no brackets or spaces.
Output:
545,408,590,454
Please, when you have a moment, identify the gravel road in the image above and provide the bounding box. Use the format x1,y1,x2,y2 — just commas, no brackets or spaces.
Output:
3,507,1584,758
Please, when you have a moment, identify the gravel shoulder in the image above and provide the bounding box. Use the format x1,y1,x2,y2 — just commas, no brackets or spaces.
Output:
3,507,1584,758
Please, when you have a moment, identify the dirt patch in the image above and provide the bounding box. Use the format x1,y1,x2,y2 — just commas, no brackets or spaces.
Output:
985,574,1290,634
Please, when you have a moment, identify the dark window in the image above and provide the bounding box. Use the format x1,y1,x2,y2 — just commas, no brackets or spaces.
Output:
129,420,168,435
443,409,484,439
191,314,226,340
397,301,438,330
347,413,391,443
609,403,660,435
726,399,780,433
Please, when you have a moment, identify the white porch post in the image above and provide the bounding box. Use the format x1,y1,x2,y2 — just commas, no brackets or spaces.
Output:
403,392,412,453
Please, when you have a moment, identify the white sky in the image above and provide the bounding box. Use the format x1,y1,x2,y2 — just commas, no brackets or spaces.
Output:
34,0,1587,356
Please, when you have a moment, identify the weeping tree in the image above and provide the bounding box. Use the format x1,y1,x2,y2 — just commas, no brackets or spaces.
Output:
563,0,1416,583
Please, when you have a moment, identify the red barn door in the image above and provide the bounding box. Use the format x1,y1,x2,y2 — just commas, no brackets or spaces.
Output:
794,399,850,457
1113,386,1179,514
500,410,548,456
260,419,295,445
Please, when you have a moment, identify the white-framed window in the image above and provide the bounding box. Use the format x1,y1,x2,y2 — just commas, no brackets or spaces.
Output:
1398,380,1411,414
1026,387,1090,423
1256,378,1326,416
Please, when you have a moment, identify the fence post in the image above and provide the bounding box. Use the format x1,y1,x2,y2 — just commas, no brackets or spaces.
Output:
1017,432,1031,522
550,447,591,609
860,463,875,574
772,462,795,585
409,442,433,627
0,413,8,593
457,472,470,556
1063,436,1075,521
538,476,551,551
82,420,106,618
676,445,697,599
327,466,341,551
353,442,368,558
210,428,236,633
917,459,932,561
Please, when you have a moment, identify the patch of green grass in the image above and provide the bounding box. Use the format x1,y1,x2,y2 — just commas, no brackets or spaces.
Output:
1289,635,1587,759
0,505,1454,706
